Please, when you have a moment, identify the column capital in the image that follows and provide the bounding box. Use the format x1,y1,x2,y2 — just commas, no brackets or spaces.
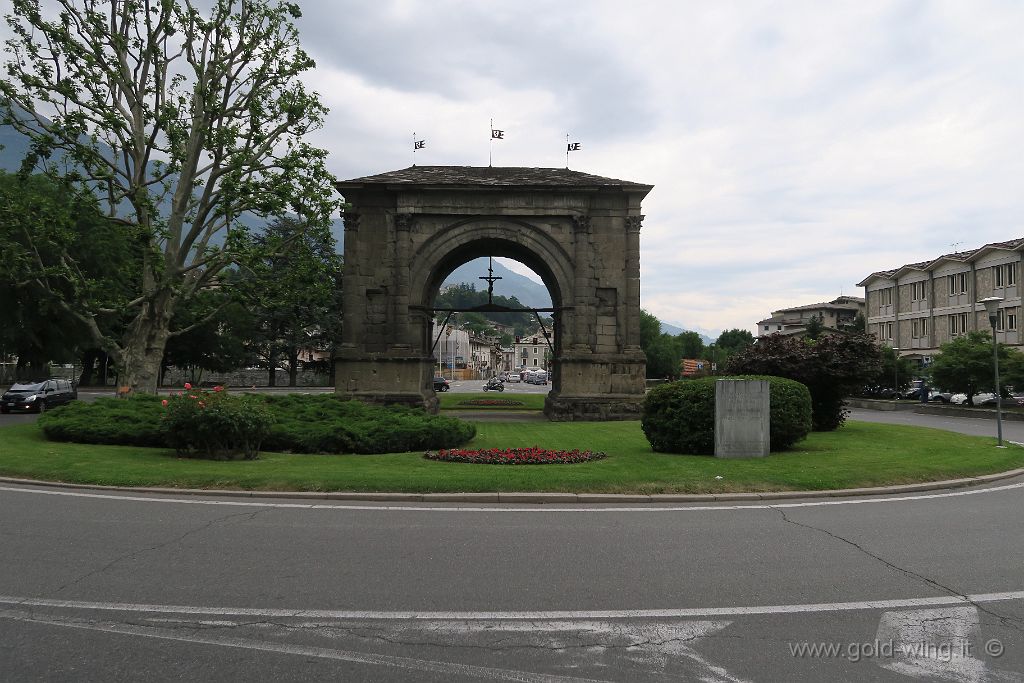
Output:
395,213,413,231
571,215,591,234
343,211,361,232
625,215,644,233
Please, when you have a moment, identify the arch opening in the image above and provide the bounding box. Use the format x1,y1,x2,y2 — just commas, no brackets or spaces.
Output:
425,244,562,396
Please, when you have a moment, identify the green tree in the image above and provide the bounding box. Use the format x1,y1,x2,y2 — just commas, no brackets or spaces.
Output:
708,328,754,368
639,309,706,378
244,217,342,387
877,346,916,392
928,331,1024,406
433,283,538,337
842,311,867,332
726,332,882,430
0,172,138,379
1,0,339,393
162,290,254,384
804,313,825,340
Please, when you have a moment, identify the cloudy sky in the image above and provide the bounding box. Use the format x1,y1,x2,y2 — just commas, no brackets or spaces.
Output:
239,2,1024,335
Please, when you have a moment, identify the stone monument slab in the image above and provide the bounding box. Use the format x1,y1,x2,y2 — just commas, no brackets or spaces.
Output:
715,379,770,458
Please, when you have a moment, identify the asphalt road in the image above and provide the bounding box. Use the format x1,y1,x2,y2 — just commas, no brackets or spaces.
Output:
0,480,1022,681
2,397,1023,680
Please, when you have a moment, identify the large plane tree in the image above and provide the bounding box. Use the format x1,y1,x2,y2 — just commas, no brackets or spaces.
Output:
1,0,339,392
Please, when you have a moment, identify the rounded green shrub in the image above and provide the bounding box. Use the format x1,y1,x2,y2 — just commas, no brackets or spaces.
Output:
641,375,812,454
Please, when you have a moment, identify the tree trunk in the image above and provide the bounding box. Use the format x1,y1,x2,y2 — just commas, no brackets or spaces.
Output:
327,345,336,387
79,349,100,386
118,292,175,394
288,350,298,387
268,352,277,387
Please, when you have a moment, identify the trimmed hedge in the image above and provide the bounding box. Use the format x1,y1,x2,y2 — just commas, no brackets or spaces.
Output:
641,375,812,455
39,393,476,455
38,395,165,446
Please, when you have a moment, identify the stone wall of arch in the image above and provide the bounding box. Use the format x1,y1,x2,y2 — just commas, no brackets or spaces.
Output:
335,180,648,421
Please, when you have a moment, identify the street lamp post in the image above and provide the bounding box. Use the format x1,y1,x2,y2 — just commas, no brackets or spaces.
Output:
979,296,1005,446
892,347,900,395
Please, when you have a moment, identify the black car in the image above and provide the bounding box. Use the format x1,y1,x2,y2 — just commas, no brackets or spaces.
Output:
433,376,450,392
1,379,78,413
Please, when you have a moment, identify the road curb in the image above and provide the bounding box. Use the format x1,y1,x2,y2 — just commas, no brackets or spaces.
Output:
1,468,1023,503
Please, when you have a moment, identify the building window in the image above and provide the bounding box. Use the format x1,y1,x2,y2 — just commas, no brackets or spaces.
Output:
879,287,893,306
997,307,1019,331
912,319,928,339
949,312,969,336
994,263,1017,289
947,273,968,296
763,325,769,331
910,281,927,301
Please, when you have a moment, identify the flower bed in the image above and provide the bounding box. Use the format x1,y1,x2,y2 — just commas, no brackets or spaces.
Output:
424,447,606,464
457,399,525,407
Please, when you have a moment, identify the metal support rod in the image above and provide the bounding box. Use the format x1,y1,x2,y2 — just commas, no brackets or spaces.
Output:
431,311,455,355
533,311,555,354
991,319,1003,446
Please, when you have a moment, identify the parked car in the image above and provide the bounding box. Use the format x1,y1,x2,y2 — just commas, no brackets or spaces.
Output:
432,376,450,392
1,379,77,413
505,373,521,383
928,391,953,403
898,387,928,401
951,392,994,405
525,371,549,385
978,395,1024,407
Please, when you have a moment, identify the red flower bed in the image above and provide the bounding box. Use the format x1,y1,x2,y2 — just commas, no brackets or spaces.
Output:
457,399,525,407
424,447,606,464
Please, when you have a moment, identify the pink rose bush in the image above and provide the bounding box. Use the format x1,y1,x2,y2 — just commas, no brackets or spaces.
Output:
161,385,275,460
424,447,606,465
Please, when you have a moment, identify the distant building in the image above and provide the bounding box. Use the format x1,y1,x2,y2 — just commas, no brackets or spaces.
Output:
514,332,554,370
858,237,1023,364
756,296,864,338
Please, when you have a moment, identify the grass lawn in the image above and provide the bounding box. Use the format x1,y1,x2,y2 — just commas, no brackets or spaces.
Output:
438,392,546,410
1,419,1022,493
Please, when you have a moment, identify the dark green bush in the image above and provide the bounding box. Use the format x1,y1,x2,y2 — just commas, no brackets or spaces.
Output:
39,395,165,446
641,375,812,454
39,393,476,455
725,333,882,431
260,395,476,454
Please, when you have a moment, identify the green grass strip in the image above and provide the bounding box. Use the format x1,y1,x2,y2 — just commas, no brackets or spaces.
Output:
1,420,1022,494
438,392,546,411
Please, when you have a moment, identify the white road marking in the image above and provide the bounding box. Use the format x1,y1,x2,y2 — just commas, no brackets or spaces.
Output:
0,608,605,682
875,606,987,682
0,480,1022,512
1,591,1022,620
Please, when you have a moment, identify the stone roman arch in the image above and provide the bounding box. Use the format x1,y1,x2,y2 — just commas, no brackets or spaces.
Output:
334,166,652,421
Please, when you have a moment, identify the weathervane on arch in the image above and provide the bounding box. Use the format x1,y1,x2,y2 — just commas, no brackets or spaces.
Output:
412,132,426,165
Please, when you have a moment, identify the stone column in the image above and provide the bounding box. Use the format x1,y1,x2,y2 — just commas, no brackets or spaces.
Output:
392,213,413,350
624,215,643,350
571,215,591,351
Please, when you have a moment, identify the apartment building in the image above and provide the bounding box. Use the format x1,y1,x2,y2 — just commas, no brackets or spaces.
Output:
756,296,864,338
514,332,554,370
858,238,1023,363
